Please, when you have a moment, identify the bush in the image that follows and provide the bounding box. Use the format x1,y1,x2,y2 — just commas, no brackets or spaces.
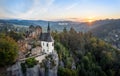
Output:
25,57,38,68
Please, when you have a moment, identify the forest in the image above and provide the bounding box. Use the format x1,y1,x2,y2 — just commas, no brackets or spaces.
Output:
52,27,120,76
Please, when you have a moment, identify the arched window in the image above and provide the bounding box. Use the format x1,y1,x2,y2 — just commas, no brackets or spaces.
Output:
43,49,45,52
47,43,48,47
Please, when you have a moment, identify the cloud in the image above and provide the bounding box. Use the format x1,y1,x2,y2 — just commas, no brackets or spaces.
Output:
0,0,55,19
17,0,55,19
0,4,16,19
65,3,78,10
17,0,40,18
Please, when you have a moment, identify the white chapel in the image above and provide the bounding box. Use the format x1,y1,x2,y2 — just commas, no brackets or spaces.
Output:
40,23,54,54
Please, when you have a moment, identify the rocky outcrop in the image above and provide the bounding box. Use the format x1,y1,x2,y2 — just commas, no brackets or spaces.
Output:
48,51,59,76
7,51,59,76
7,62,23,76
26,65,40,76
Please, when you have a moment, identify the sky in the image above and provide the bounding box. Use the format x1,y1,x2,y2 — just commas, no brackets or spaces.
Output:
0,0,120,21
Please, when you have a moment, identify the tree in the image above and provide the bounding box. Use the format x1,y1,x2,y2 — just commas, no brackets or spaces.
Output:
63,27,67,33
7,31,24,41
58,67,77,76
0,34,18,67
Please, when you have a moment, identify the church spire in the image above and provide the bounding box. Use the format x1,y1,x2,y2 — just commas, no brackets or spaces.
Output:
47,22,50,33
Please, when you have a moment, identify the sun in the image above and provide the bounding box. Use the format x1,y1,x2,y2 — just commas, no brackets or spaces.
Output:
86,16,95,23
88,19,93,23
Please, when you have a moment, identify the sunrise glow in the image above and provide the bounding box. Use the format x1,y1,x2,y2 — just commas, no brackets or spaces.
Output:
0,0,120,21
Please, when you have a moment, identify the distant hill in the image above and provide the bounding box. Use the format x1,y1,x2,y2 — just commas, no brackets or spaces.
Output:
0,19,48,26
90,19,120,49
0,19,89,32
0,19,120,33
90,19,120,38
